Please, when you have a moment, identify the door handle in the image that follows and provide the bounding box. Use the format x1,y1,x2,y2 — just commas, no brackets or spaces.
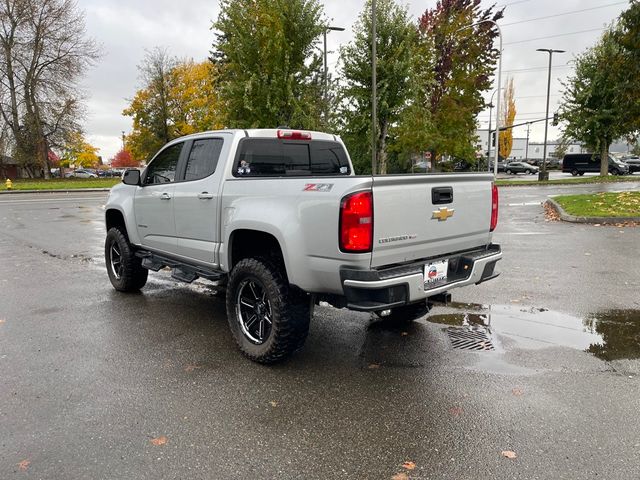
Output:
198,192,214,200
160,192,171,200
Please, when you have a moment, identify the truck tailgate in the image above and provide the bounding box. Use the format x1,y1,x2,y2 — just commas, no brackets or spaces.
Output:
371,174,493,268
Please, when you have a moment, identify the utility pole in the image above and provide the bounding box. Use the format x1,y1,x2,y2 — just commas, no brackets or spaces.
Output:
536,48,565,181
322,26,345,119
487,103,494,172
371,0,377,175
121,131,126,150
525,122,530,160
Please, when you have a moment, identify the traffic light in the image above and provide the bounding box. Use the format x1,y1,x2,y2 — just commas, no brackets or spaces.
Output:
552,113,559,126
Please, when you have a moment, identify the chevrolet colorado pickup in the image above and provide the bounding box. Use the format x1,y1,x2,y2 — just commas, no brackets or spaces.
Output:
104,129,501,363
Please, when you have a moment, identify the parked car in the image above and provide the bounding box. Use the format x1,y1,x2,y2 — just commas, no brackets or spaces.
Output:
104,128,502,364
504,162,539,175
621,156,640,173
489,161,506,172
65,169,98,178
562,153,629,176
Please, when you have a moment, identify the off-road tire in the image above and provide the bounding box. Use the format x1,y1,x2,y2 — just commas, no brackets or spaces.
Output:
105,227,148,292
226,257,310,364
377,301,431,325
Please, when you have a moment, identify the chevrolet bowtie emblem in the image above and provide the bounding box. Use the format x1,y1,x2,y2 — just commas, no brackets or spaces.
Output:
431,207,455,221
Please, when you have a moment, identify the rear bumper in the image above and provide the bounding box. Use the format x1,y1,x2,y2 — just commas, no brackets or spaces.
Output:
341,244,502,312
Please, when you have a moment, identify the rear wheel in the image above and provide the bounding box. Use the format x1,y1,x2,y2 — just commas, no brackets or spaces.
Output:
525,169,531,174
105,227,148,292
571,169,579,176
506,169,512,175
226,257,310,364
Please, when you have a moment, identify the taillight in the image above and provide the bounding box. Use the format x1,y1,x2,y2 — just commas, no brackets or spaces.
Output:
490,183,499,232
277,129,311,140
340,191,373,253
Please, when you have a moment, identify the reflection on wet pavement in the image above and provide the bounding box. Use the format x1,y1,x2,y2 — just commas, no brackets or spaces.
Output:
428,304,640,361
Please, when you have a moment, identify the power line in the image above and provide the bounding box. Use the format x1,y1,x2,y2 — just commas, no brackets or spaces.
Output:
497,0,532,7
501,1,627,27
504,27,605,46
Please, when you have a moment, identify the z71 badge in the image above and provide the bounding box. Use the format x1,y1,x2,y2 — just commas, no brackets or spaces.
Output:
303,183,334,192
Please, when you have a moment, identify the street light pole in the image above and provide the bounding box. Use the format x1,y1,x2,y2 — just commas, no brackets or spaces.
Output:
487,103,493,171
371,0,377,175
322,26,345,101
536,48,565,181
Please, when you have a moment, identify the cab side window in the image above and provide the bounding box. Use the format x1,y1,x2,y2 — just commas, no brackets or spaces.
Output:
144,143,183,185
184,138,224,181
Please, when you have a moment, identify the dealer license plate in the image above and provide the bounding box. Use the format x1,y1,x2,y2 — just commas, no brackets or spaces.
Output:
424,259,448,289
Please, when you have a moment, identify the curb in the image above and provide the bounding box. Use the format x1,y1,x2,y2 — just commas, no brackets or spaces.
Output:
0,188,111,195
545,198,640,224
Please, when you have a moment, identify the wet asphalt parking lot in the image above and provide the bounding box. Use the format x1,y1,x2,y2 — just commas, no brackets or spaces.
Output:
1,181,639,479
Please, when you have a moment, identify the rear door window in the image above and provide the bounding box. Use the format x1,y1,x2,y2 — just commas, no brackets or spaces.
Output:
183,138,224,181
234,139,350,177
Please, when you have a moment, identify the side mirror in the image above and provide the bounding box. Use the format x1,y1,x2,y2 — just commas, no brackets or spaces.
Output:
122,169,141,186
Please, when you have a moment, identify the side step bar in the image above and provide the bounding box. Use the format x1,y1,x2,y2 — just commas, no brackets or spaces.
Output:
135,251,225,283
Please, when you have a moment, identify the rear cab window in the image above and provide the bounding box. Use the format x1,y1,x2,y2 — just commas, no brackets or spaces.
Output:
234,139,350,177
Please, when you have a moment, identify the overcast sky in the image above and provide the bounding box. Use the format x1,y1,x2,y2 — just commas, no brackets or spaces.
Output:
78,0,630,160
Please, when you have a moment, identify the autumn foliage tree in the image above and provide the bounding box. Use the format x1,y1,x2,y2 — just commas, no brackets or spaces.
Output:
111,149,139,168
499,77,516,160
410,0,504,169
124,52,222,162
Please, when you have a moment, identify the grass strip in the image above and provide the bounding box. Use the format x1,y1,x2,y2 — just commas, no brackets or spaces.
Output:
553,191,640,218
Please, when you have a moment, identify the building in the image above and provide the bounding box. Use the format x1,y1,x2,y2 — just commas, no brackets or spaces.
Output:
475,129,528,160
475,129,588,160
0,155,19,179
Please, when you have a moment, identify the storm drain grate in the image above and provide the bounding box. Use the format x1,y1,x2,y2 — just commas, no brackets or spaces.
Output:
446,326,495,351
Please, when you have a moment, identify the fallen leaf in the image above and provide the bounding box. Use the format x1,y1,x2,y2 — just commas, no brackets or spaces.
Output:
402,461,416,470
368,363,381,369
391,473,409,480
150,436,168,446
184,364,202,372
400,332,409,336
512,388,524,396
449,406,463,416
501,450,517,459
269,401,278,407
17,459,30,471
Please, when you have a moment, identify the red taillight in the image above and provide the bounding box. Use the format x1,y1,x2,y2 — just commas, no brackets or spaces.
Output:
490,183,499,232
277,129,311,140
340,191,373,253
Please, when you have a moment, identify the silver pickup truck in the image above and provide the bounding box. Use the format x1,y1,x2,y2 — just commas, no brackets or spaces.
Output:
104,129,501,363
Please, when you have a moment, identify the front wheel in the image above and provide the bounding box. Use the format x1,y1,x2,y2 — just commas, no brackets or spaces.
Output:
525,169,531,174
571,170,578,176
226,257,311,364
506,169,512,175
105,227,148,292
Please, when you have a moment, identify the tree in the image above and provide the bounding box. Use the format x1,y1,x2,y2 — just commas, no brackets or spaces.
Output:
615,1,640,138
559,29,627,176
551,136,571,160
123,48,176,161
413,0,503,169
499,77,516,160
124,56,223,162
211,0,325,130
60,131,99,168
0,0,100,178
168,60,223,136
339,0,415,174
111,149,139,168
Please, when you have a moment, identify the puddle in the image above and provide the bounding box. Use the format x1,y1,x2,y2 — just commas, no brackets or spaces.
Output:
428,304,640,361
